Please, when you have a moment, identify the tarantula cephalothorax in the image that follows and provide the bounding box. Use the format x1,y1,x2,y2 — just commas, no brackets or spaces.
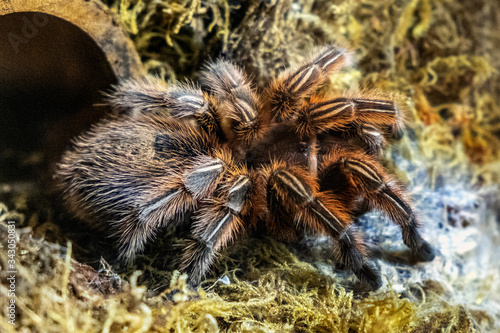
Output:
56,45,435,289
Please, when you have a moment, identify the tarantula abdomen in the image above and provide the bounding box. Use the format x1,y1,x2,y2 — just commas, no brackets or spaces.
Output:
56,45,434,289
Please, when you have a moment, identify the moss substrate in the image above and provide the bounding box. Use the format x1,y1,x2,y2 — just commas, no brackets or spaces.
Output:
1,0,500,332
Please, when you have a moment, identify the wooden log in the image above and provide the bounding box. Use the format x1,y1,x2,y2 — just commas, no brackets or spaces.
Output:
0,0,143,80
0,0,143,181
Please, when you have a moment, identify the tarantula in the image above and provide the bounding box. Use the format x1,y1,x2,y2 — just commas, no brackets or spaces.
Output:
56,45,434,289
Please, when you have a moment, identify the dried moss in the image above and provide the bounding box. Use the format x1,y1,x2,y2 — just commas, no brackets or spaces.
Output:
1,211,493,332
102,0,233,81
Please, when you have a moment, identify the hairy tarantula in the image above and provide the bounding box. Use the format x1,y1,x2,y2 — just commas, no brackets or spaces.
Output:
56,45,435,289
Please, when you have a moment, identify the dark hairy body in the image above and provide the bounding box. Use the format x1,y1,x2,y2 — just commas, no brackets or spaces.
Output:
56,45,435,289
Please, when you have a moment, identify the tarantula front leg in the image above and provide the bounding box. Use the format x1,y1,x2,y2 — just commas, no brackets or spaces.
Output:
114,152,229,261
108,78,223,136
296,95,404,141
329,121,404,158
320,148,435,262
179,167,258,284
351,124,388,156
263,161,382,289
267,45,350,122
200,61,265,147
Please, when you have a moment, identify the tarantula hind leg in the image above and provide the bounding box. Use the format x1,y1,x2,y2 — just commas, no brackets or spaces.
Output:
264,163,382,289
320,148,435,262
180,172,255,285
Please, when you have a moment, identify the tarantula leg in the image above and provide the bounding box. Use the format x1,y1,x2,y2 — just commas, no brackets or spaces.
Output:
355,124,387,156
265,164,348,240
113,214,161,262
200,59,252,99
200,60,264,145
115,185,196,262
109,78,224,136
264,163,381,288
142,154,228,225
183,156,226,200
328,124,388,157
376,186,435,261
297,96,403,139
320,149,435,262
180,173,255,283
108,77,197,116
334,228,382,290
112,154,229,262
107,78,223,136
107,76,170,116
267,45,350,122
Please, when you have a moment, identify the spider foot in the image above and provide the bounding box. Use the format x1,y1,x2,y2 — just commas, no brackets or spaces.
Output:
413,240,435,262
354,263,382,290
180,238,217,286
